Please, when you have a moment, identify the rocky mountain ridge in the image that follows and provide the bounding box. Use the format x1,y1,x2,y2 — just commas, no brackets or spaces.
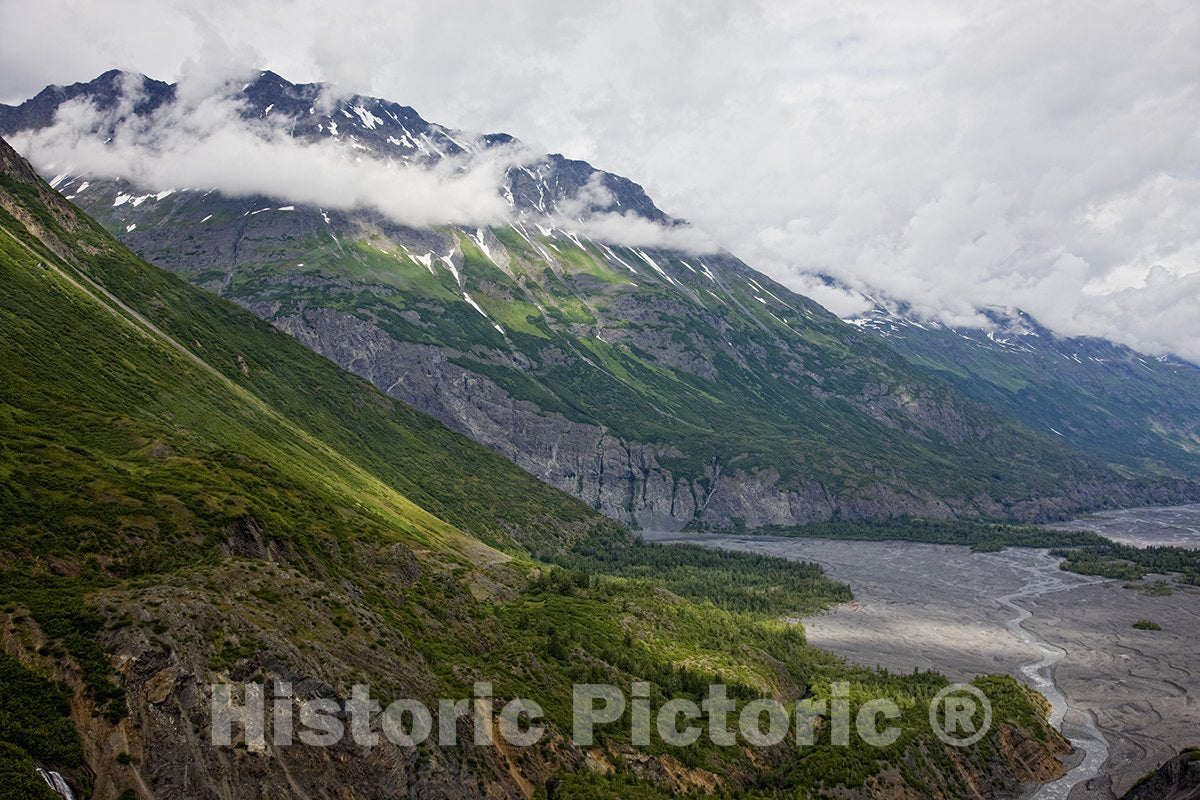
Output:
836,286,1200,480
4,70,1196,529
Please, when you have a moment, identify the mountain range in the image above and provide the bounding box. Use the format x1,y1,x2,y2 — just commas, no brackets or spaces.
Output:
839,292,1200,478
3,69,1196,531
0,130,1071,799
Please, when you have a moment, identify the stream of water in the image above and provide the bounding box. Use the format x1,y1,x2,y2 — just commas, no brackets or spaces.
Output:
983,552,1111,800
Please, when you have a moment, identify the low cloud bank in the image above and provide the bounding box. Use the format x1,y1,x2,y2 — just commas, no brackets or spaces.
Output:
546,173,718,252
568,211,718,253
9,73,715,253
10,76,517,228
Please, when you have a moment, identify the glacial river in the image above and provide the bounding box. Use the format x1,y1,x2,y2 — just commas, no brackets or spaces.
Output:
985,550,1110,800
645,505,1200,799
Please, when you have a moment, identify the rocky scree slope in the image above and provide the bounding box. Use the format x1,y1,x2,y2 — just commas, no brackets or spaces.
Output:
4,70,1195,530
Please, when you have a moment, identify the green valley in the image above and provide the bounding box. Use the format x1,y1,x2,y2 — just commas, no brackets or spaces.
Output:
0,136,1069,799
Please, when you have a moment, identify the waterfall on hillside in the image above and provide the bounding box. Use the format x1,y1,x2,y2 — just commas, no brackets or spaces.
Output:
37,768,77,800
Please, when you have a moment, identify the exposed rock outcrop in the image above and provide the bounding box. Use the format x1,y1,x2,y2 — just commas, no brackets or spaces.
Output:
1123,750,1200,800
273,307,1199,529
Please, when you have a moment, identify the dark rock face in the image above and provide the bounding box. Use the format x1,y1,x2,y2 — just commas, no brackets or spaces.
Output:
1123,750,1200,800
271,306,1198,529
0,69,173,135
221,516,275,560
275,307,698,529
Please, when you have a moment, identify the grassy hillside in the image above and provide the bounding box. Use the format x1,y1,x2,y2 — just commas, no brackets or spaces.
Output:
0,137,1067,799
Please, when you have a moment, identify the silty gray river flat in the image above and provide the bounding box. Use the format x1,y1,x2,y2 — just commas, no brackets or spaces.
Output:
644,504,1200,798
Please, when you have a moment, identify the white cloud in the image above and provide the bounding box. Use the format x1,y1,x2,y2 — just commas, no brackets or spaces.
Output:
6,55,708,249
547,175,718,252
3,0,1199,360
10,78,524,228
786,276,874,320
567,211,718,254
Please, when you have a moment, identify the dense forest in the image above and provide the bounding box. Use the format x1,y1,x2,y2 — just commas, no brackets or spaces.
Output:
754,517,1108,551
1052,541,1200,583
539,534,852,615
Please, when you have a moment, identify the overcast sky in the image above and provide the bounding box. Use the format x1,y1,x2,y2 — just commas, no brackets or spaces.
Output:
3,0,1198,360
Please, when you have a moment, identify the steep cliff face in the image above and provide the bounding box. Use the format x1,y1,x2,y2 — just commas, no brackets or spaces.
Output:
5,70,1194,530
273,309,702,529
270,304,1198,529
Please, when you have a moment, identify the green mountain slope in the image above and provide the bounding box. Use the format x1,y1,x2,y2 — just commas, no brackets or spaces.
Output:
844,304,1200,479
0,136,1073,799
